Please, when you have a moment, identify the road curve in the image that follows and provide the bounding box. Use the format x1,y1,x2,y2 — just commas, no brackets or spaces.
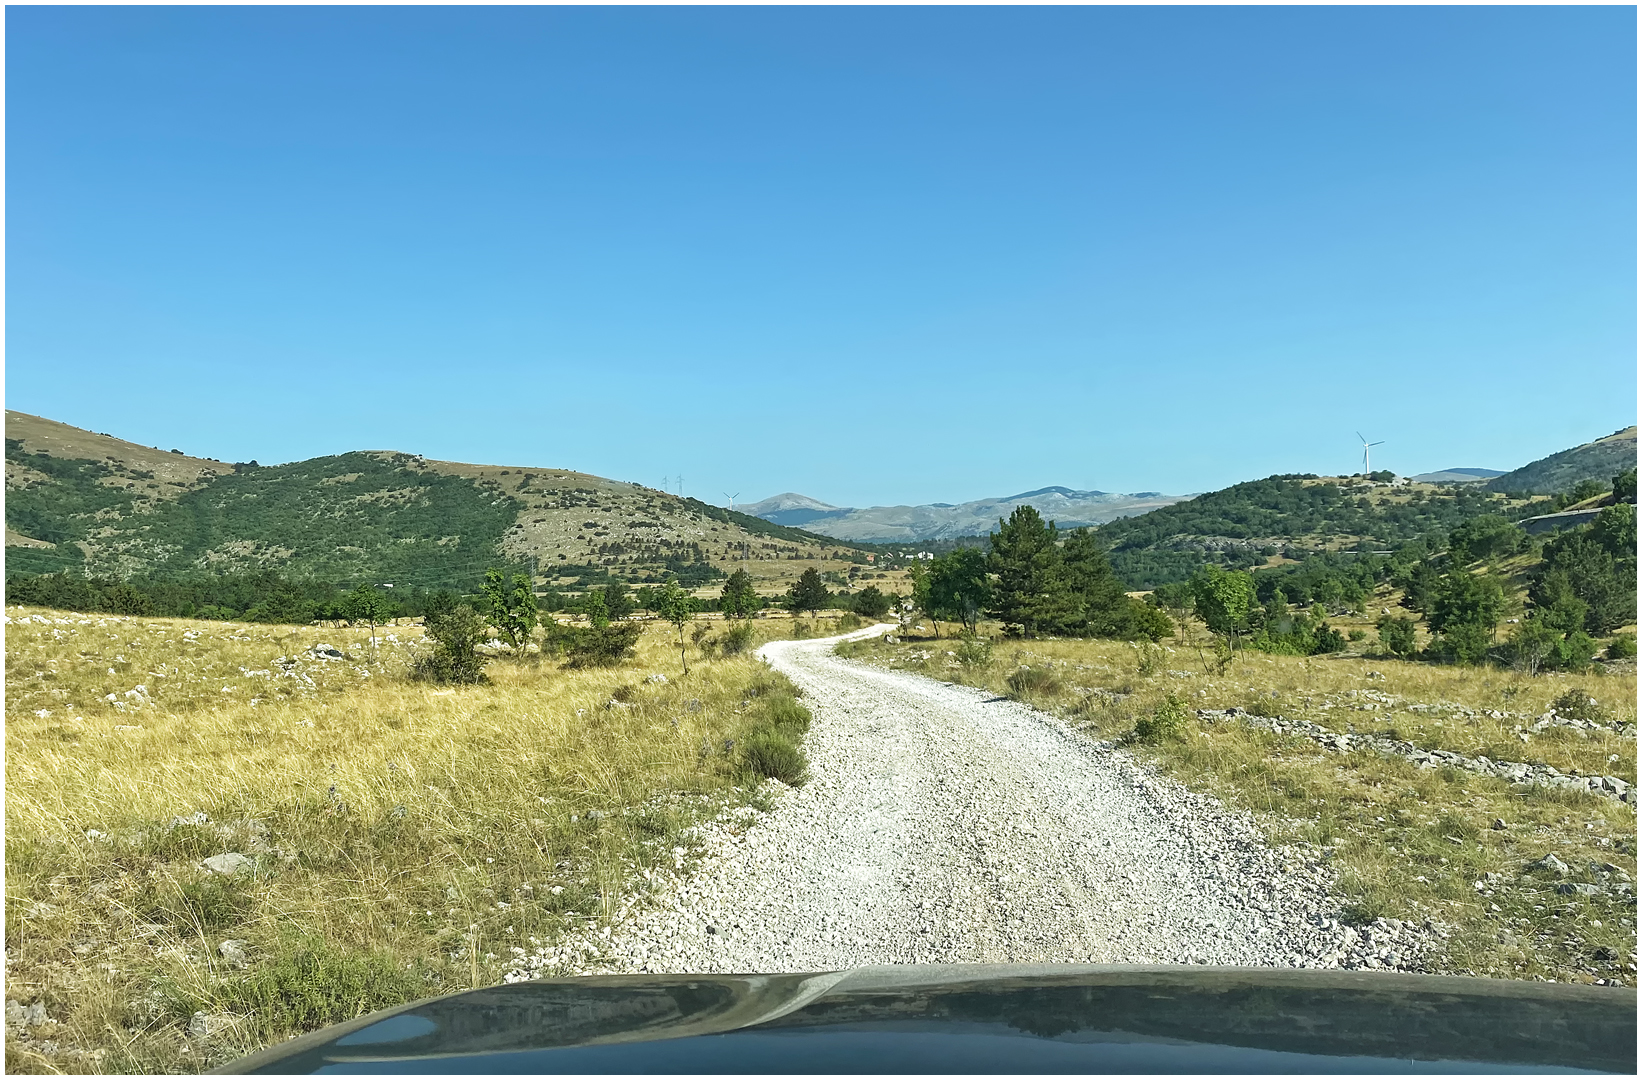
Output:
513,627,1437,978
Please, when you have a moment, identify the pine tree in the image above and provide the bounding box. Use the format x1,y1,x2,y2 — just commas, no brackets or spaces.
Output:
986,506,1063,637
786,567,830,617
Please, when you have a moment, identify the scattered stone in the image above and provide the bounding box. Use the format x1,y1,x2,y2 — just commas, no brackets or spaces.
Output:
201,853,255,876
6,1000,49,1028
1490,819,1506,830
218,940,249,968
1556,882,1602,897
646,674,668,685
307,643,346,661
188,1011,234,1039
1528,853,1572,877
1594,946,1620,962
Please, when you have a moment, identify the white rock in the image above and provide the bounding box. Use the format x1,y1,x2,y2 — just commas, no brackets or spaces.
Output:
202,853,255,876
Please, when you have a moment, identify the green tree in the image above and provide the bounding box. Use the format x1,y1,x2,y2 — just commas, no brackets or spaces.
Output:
986,506,1063,637
342,583,395,649
482,568,540,649
923,548,992,633
851,584,893,619
1531,524,1635,634
655,581,696,674
786,567,830,618
597,581,635,621
1376,614,1417,659
719,569,760,620
581,589,610,629
1056,529,1131,637
1613,468,1637,503
1190,565,1257,650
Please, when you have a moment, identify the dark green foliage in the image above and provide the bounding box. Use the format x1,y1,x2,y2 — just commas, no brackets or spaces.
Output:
1094,475,1531,588
19,450,523,589
718,569,760,619
142,875,255,933
597,581,635,622
1550,688,1615,727
482,569,539,648
732,690,812,786
785,567,830,617
987,507,1066,636
1614,469,1637,504
1377,615,1418,658
562,621,643,668
411,604,489,684
1607,634,1637,660
1447,515,1526,564
1529,515,1636,634
1312,623,1347,654
919,548,992,632
849,584,892,619
206,936,427,1038
953,633,992,667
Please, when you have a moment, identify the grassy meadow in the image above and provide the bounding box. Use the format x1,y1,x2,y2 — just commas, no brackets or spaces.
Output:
840,603,1637,987
4,606,817,1073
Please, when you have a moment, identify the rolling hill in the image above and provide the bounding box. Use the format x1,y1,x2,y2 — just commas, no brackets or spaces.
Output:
4,411,860,596
1485,426,1637,495
742,486,1186,543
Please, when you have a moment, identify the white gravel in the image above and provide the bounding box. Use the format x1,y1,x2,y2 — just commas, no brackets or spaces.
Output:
509,626,1443,980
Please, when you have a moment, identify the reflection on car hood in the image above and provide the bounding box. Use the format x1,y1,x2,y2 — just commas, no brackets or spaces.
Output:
218,964,1636,1074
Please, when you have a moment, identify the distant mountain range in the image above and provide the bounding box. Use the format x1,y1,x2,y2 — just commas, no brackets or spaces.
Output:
739,487,1187,544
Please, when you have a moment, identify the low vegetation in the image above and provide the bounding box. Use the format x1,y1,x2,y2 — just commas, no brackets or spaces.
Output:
839,618,1637,986
4,605,814,1073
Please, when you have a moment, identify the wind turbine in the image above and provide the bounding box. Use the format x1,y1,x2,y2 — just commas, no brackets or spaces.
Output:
1357,432,1384,477
724,492,739,512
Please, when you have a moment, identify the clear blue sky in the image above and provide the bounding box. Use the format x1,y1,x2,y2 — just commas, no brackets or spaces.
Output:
8,6,1636,507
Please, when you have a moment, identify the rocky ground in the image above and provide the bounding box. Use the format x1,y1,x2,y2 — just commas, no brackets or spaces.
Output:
508,628,1442,981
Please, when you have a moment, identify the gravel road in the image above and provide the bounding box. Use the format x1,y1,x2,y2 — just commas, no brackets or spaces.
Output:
510,627,1441,980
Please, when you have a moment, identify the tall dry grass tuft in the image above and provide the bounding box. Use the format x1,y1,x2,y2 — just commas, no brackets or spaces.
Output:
5,607,810,1073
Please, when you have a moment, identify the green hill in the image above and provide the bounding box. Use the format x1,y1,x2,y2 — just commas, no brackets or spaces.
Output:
4,410,858,596
1485,426,1637,496
1091,474,1550,589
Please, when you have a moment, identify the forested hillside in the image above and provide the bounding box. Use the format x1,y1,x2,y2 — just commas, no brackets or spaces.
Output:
1487,426,1637,496
4,411,861,609
1090,474,1550,588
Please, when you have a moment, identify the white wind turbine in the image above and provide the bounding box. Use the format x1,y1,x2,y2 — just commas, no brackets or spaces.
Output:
1357,432,1384,477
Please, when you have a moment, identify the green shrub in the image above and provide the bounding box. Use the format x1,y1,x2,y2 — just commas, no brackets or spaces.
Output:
142,875,254,933
1605,634,1636,660
1005,666,1062,697
762,694,812,736
411,604,489,684
1134,642,1164,677
715,622,756,657
563,622,642,668
737,730,807,786
1550,688,1615,727
834,613,863,632
1131,695,1190,744
209,936,427,1038
954,634,993,668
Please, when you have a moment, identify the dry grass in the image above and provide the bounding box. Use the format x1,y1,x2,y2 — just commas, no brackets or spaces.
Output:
839,615,1637,987
5,606,811,1073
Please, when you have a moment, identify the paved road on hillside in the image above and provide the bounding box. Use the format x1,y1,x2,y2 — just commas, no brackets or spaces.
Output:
508,626,1433,979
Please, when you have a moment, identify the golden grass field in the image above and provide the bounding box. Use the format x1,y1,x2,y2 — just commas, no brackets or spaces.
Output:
3,607,834,1073
839,595,1637,989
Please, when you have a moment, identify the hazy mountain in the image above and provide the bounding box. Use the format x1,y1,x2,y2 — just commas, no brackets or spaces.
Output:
1408,468,1505,484
743,486,1185,543
1485,426,1637,496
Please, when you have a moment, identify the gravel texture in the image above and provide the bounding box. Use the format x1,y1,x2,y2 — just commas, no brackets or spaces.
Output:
509,627,1443,981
